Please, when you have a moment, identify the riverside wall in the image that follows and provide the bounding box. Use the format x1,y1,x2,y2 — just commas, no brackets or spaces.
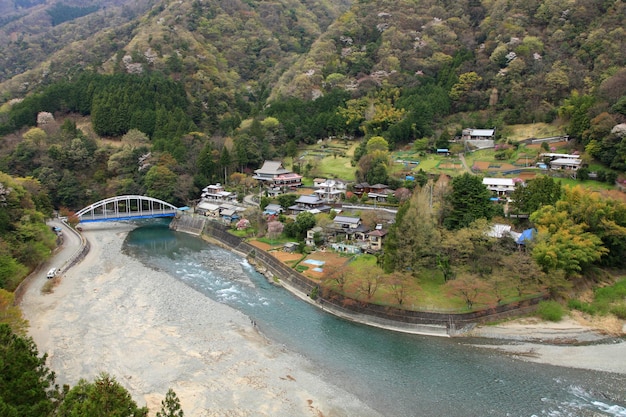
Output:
199,221,547,337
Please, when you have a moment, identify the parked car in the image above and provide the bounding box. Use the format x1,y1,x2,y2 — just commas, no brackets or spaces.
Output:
46,268,58,279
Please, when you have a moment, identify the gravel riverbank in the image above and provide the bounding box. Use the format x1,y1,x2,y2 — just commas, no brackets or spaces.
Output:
20,223,383,417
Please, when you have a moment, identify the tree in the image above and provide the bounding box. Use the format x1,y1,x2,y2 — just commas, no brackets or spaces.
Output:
449,72,482,101
22,127,47,148
358,268,382,300
57,373,148,417
531,205,608,278
533,186,626,268
443,173,494,230
499,252,545,297
365,136,389,153
388,272,414,306
293,211,316,240
323,263,350,292
559,92,594,140
277,193,298,210
383,186,441,272
219,146,231,184
144,165,178,203
445,275,493,310
156,389,184,417
510,176,562,215
0,324,58,416
266,221,284,240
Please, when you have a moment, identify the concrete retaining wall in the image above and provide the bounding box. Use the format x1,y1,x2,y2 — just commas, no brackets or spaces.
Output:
202,221,546,336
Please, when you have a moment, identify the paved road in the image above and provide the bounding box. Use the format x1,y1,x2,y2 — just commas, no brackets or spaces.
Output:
17,219,83,302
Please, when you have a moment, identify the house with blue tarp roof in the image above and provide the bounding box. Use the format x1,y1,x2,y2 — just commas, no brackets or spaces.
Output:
516,228,536,245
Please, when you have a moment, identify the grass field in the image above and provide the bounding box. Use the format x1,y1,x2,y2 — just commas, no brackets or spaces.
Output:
299,140,357,180
502,122,565,142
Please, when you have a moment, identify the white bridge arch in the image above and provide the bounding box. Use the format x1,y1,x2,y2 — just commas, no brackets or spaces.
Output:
75,195,180,223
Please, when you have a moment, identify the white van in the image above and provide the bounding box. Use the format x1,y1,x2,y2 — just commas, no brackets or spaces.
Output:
46,268,58,279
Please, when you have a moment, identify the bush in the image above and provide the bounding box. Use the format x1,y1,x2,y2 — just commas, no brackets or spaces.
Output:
567,299,597,315
536,300,564,322
610,304,626,320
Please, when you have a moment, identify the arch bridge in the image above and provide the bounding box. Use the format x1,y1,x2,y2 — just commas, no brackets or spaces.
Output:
75,195,180,223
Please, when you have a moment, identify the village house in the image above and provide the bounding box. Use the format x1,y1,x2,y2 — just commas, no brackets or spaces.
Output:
305,226,324,247
201,183,236,202
313,179,347,203
367,184,394,202
288,195,332,214
196,201,221,217
263,203,283,216
330,215,369,242
482,177,517,197
353,182,391,198
461,128,496,141
540,153,582,171
368,227,387,252
253,161,302,191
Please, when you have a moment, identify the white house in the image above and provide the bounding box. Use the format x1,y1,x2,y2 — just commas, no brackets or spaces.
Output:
201,183,236,202
539,153,582,171
313,179,346,202
483,177,516,196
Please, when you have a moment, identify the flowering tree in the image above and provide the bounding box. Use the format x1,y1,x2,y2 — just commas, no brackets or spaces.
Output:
236,218,250,230
267,220,284,240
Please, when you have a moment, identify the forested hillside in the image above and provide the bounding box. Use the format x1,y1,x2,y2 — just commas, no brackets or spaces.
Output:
0,0,625,205
0,172,55,291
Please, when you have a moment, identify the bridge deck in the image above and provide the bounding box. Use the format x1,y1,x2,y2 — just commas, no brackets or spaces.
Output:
76,195,180,223
78,211,177,223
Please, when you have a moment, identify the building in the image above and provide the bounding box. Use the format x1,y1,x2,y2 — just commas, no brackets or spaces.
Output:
196,201,221,217
313,179,346,202
201,183,236,202
368,228,387,251
305,226,324,246
482,177,516,197
288,195,331,214
263,203,283,216
540,153,582,171
253,161,302,189
353,182,391,198
462,128,496,141
367,184,394,202
331,215,369,242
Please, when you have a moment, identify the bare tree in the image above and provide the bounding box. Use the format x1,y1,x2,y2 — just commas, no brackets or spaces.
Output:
359,268,382,300
388,271,416,306
445,274,494,310
322,263,350,292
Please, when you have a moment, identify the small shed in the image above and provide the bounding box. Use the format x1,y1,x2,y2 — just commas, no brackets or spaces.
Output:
283,242,299,252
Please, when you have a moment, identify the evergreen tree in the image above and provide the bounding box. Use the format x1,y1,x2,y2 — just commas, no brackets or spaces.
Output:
219,147,231,184
156,389,184,417
443,173,494,230
57,373,148,417
0,324,58,417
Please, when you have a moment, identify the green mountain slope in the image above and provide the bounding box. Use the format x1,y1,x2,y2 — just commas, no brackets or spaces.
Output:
273,0,625,123
0,0,624,142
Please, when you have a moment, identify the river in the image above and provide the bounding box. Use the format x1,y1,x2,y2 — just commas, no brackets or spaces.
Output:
123,222,626,417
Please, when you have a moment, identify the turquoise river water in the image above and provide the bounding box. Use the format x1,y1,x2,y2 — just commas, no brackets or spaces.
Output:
123,222,626,417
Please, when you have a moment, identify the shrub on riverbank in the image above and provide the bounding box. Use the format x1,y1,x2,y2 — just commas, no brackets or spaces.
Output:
536,301,564,322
